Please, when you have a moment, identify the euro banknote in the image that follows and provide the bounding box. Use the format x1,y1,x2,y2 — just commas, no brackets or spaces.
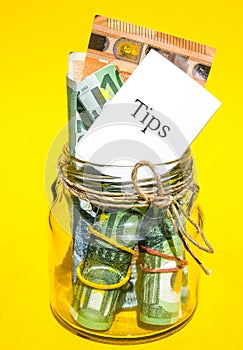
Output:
67,63,123,154
70,208,142,331
140,212,185,326
81,15,216,86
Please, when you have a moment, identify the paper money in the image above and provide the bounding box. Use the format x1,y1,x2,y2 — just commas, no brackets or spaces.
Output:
68,52,86,82
70,208,142,330
67,64,123,154
140,212,185,326
82,15,216,86
180,265,189,304
71,197,97,282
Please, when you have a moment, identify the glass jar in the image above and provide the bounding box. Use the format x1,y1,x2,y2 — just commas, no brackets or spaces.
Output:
46,141,212,345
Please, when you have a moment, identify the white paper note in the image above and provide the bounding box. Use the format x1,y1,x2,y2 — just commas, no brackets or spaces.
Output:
108,49,221,143
75,49,221,177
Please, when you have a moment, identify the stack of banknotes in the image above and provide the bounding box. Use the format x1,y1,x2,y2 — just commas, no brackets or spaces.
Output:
66,15,216,331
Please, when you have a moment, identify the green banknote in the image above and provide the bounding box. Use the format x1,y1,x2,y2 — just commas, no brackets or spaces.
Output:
66,64,123,154
70,208,142,331
140,212,185,326
180,265,189,304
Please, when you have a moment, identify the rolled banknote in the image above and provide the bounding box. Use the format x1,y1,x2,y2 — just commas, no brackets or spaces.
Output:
180,265,189,305
70,208,142,331
140,212,186,326
67,64,123,154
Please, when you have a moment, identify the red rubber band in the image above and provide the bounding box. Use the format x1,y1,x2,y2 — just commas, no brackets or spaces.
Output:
139,264,184,273
141,245,188,265
140,245,188,273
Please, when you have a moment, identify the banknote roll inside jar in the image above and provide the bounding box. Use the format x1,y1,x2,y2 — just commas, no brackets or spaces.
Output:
46,143,213,345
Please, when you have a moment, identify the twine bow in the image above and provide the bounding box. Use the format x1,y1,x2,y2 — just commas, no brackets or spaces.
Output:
131,160,214,275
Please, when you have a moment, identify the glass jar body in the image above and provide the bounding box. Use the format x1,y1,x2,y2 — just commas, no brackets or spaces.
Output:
48,148,203,344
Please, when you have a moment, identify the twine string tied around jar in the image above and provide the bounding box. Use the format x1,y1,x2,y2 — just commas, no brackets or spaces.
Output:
58,154,214,275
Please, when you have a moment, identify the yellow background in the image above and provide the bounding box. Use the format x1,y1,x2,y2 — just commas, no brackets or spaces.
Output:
0,0,242,349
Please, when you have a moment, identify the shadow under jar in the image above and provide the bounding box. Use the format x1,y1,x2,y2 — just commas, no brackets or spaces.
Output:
47,144,213,345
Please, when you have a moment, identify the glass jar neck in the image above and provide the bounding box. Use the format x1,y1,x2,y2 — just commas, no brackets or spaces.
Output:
58,143,196,210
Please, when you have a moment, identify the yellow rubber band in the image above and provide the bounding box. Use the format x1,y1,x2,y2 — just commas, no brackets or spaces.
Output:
76,260,132,290
88,225,137,256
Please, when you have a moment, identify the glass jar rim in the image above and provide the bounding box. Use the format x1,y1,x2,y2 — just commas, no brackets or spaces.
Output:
62,143,192,169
